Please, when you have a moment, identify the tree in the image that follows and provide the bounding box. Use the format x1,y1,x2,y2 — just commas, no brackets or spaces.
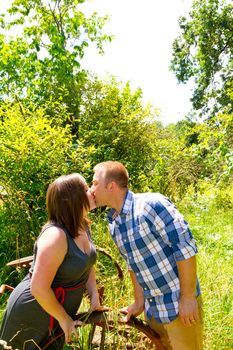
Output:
191,113,233,184
170,0,233,116
76,75,162,191
0,0,111,126
146,122,204,200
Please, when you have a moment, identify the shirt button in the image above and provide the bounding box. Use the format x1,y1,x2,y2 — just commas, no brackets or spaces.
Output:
150,299,153,302
144,287,147,290
124,239,127,242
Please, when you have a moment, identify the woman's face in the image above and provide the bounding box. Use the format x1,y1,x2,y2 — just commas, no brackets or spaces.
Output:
83,183,96,211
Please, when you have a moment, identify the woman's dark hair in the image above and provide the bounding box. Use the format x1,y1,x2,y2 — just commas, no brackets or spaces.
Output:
46,174,90,237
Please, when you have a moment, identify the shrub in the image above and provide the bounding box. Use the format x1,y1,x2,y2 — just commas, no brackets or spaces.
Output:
0,102,74,257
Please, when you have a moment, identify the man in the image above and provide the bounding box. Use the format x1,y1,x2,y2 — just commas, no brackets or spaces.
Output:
91,161,203,350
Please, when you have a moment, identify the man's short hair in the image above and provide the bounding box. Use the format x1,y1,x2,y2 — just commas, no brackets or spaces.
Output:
94,161,129,189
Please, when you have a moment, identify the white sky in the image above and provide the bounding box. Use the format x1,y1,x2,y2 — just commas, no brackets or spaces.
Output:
81,0,195,124
0,0,195,124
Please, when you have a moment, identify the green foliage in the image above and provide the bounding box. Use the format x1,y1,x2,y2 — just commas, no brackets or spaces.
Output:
145,122,203,200
77,75,162,191
170,0,233,115
0,98,105,281
0,0,112,117
190,113,233,184
156,113,233,198
0,101,76,257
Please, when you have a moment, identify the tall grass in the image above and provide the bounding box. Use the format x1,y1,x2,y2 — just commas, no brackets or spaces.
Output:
177,185,233,350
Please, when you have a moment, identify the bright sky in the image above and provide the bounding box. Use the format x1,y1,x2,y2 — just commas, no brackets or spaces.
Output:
81,0,194,124
1,0,194,124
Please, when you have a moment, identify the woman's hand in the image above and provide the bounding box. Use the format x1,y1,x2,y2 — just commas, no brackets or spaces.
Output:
58,314,81,344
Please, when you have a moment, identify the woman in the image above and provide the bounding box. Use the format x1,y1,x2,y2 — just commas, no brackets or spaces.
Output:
0,174,101,350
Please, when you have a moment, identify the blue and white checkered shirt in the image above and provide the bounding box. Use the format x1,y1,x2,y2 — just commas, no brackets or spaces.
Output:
107,190,201,323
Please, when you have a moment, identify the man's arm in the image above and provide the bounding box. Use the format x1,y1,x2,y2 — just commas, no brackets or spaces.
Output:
176,256,199,326
120,270,145,322
146,198,200,326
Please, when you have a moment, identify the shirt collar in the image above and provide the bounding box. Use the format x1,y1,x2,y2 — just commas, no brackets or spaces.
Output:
107,190,133,223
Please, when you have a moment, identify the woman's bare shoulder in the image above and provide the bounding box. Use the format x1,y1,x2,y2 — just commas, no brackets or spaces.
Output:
37,225,67,247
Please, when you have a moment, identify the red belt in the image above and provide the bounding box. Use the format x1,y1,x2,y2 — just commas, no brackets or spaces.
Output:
50,283,84,330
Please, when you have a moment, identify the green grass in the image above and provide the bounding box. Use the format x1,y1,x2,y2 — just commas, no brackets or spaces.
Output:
177,188,233,350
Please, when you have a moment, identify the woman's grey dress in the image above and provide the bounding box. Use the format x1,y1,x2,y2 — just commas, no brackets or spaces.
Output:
0,224,96,350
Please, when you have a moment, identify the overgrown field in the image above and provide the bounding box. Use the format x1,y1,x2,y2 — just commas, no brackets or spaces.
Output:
0,186,233,349
177,187,233,350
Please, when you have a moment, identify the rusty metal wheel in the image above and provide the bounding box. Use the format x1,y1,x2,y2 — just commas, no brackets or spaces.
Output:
42,310,165,350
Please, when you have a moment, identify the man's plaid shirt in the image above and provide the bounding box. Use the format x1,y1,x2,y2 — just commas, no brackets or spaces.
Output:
107,190,201,323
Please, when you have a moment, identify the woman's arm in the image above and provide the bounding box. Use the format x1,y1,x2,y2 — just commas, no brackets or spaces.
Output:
31,227,76,343
85,266,101,310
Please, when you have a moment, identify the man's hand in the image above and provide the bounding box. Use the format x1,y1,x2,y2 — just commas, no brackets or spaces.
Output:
179,296,199,326
119,301,145,322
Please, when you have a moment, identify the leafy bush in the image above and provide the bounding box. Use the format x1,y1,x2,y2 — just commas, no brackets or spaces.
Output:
0,102,76,258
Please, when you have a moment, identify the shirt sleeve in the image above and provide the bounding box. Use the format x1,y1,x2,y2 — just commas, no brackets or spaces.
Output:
144,196,198,261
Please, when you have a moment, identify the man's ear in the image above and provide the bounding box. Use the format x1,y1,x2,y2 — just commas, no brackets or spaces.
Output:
107,181,114,192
